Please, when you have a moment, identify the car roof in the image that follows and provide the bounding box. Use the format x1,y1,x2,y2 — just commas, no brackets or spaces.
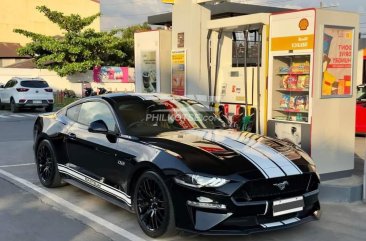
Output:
64,93,190,111
101,92,189,101
12,77,45,81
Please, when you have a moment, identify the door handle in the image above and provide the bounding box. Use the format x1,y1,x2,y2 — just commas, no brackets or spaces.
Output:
67,133,77,140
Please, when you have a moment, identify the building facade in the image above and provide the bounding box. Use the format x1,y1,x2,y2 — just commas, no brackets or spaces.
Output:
0,0,100,45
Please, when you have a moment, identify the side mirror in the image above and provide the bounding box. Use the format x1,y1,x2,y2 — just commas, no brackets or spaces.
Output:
88,120,108,134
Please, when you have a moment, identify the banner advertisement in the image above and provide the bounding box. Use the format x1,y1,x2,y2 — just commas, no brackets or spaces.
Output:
141,51,157,93
93,67,130,83
171,50,186,96
322,26,354,97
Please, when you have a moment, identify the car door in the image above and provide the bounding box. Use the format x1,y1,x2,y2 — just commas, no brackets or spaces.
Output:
65,100,122,183
1,80,14,103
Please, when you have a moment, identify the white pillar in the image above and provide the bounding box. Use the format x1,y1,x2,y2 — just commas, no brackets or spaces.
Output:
172,0,211,98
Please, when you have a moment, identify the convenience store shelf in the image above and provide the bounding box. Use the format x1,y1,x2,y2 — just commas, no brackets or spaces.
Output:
274,108,309,114
277,72,310,75
276,88,309,92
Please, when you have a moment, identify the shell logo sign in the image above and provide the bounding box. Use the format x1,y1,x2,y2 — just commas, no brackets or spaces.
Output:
270,10,315,51
299,18,309,31
162,0,174,3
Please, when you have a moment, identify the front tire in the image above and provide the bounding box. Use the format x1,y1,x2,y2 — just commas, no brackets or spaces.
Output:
133,171,176,238
35,140,63,188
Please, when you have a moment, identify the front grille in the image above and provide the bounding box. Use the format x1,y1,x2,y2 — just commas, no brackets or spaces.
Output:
234,173,318,202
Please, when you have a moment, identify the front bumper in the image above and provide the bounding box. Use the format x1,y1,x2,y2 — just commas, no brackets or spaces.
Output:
171,183,320,234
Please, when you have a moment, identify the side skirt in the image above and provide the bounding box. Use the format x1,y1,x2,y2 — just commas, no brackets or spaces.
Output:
63,178,134,213
58,164,134,213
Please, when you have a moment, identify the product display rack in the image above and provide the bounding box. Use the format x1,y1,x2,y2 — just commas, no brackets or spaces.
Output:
269,54,312,123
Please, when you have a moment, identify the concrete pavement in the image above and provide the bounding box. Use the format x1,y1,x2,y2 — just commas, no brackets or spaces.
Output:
0,177,113,241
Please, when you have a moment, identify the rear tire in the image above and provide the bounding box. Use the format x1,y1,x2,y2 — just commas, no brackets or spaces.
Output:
35,140,63,188
45,105,53,112
10,98,18,113
133,171,176,238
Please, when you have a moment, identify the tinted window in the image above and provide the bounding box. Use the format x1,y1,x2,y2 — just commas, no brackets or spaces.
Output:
115,98,225,136
78,101,117,132
21,80,49,88
66,104,81,122
5,80,16,88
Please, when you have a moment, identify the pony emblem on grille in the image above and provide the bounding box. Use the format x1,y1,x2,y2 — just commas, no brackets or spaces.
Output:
273,181,289,191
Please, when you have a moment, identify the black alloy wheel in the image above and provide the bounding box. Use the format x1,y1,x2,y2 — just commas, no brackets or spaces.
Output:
134,171,176,238
36,140,63,188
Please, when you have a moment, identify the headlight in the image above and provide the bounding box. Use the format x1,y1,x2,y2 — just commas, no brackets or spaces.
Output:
174,174,229,188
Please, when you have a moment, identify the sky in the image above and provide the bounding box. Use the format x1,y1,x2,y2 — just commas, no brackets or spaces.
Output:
101,0,366,32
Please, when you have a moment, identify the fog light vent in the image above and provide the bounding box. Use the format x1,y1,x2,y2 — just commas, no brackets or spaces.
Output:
187,200,226,210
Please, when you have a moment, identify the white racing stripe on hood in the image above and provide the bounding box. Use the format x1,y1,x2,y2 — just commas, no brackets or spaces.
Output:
193,130,286,179
237,135,302,176
203,130,302,176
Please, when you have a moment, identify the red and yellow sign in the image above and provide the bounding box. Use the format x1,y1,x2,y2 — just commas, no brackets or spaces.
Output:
271,34,314,51
171,50,186,96
322,26,354,97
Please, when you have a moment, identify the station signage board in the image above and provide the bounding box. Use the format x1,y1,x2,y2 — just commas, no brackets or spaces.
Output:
270,10,315,52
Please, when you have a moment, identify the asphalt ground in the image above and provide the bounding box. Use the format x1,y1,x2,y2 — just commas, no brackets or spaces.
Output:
0,109,366,241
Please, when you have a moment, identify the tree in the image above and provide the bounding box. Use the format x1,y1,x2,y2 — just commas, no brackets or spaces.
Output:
119,22,151,66
14,6,139,76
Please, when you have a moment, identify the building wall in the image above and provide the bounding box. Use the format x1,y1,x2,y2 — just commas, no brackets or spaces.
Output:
0,0,100,45
0,59,22,67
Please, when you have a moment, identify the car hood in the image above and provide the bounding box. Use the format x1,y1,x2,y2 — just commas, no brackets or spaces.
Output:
141,129,314,180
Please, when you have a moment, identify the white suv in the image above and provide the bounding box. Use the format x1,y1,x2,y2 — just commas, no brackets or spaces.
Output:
0,77,54,113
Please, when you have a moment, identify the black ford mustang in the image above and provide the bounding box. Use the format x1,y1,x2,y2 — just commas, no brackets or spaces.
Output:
33,93,320,238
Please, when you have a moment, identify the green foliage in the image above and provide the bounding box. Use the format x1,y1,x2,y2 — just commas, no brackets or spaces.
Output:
120,23,151,66
14,6,150,76
122,22,151,39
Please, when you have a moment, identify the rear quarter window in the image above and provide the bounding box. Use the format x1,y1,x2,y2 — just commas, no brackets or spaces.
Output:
20,80,49,88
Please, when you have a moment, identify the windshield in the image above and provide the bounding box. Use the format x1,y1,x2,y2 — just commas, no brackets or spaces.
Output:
115,98,226,136
21,80,49,88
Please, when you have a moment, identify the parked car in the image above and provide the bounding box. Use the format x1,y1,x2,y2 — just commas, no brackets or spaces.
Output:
33,93,321,238
0,77,54,113
356,84,366,134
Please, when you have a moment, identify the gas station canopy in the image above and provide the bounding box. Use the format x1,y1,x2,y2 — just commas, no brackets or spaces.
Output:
148,2,290,26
